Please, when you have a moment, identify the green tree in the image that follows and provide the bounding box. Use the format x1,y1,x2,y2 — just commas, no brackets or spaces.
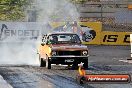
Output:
0,0,29,21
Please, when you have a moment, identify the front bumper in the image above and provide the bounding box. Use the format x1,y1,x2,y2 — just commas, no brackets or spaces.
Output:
49,55,89,64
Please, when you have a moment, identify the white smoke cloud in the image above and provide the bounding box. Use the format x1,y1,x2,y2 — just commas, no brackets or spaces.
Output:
36,0,79,22
0,22,42,66
0,0,79,66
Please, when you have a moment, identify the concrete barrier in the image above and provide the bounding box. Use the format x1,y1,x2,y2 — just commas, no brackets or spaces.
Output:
0,75,13,88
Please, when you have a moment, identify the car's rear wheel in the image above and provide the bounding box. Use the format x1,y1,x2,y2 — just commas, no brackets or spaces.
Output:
46,57,51,69
40,58,46,67
83,59,88,69
39,54,46,67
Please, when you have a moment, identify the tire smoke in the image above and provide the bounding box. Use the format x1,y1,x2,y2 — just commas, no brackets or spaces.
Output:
0,0,79,66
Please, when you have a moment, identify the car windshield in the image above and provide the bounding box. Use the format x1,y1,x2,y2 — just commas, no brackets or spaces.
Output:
47,34,81,44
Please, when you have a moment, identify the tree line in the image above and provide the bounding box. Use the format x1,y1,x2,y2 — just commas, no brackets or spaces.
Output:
0,0,87,21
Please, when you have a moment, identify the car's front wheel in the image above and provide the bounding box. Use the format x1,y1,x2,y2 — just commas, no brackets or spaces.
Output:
46,57,51,69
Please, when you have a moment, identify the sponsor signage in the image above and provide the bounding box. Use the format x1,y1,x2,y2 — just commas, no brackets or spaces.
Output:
101,32,131,45
78,22,131,45
52,22,131,45
0,22,131,45
51,22,102,45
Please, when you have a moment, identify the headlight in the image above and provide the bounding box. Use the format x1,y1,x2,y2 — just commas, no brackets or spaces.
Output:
82,51,88,56
52,51,57,56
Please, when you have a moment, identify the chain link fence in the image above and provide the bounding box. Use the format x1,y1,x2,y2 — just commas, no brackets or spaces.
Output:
77,0,132,32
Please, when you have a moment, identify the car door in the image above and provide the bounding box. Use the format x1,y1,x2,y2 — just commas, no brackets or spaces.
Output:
39,35,52,59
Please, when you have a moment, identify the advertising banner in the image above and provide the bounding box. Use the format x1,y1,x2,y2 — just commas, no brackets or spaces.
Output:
101,31,131,45
0,22,131,45
79,22,101,45
51,22,102,45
